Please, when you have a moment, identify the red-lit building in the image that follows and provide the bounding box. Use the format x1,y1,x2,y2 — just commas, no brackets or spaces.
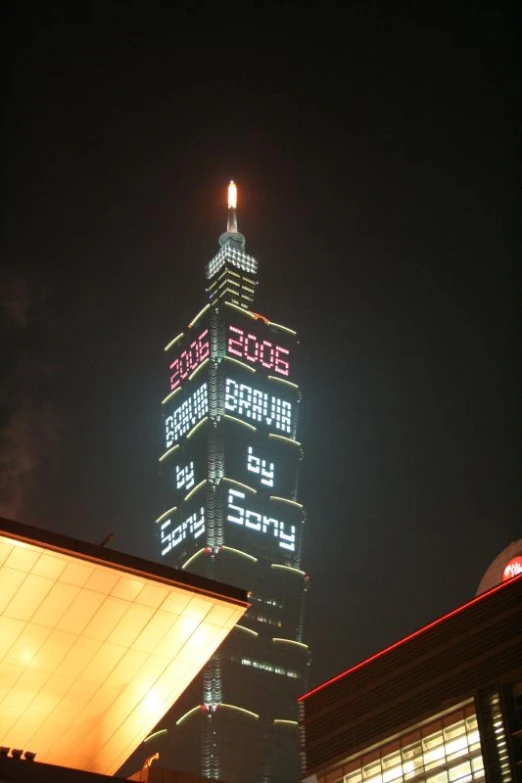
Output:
299,567,522,783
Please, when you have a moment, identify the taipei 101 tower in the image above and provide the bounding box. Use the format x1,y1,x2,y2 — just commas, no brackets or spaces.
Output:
149,183,310,783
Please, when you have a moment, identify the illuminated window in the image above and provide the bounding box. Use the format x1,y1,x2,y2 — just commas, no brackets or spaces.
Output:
471,757,483,774
206,247,258,279
448,761,471,782
339,709,484,783
382,753,401,783
445,735,468,761
251,614,282,628
362,761,381,781
237,657,300,679
249,595,283,609
426,773,448,783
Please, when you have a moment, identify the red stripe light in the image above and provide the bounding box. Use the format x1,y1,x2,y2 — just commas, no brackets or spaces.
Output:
298,572,522,702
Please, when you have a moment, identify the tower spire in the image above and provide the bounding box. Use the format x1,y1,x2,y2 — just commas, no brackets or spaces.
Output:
227,180,238,233
219,180,245,249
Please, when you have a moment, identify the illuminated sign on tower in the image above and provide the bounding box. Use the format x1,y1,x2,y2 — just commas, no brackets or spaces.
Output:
151,182,309,783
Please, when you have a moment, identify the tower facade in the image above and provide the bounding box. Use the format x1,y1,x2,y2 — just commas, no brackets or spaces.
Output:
156,184,309,783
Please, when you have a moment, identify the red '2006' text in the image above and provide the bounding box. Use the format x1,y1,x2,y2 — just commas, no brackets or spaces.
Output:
227,325,290,376
169,329,209,391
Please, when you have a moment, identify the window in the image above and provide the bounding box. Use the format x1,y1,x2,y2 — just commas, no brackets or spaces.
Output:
448,760,472,782
426,772,448,783
336,706,485,783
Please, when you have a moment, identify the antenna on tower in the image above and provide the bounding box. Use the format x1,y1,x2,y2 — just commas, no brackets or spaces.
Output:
227,180,238,233
219,180,245,249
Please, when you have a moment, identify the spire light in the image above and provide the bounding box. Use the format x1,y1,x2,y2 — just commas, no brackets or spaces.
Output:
228,180,237,209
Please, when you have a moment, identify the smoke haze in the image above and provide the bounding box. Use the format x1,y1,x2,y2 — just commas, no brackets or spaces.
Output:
0,273,61,523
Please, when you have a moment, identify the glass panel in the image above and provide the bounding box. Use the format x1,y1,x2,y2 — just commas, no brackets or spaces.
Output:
362,761,381,780
382,766,402,783
401,742,422,761
449,760,471,782
444,720,466,740
426,772,449,783
423,732,444,750
382,754,401,769
471,756,484,773
336,706,486,783
402,757,423,780
425,744,446,768
446,735,469,759
467,729,479,745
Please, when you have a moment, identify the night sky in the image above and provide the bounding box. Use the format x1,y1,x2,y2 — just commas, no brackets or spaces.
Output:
2,2,520,689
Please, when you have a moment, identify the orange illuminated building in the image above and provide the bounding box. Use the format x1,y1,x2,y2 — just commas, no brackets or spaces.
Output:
0,516,248,779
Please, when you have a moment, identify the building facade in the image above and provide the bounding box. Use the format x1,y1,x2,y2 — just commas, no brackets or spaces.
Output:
299,573,522,783
143,184,310,783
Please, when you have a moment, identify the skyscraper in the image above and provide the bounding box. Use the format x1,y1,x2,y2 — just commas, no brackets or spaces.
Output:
152,183,310,783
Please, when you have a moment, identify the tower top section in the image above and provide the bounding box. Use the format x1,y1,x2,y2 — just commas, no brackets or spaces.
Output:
206,181,258,309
